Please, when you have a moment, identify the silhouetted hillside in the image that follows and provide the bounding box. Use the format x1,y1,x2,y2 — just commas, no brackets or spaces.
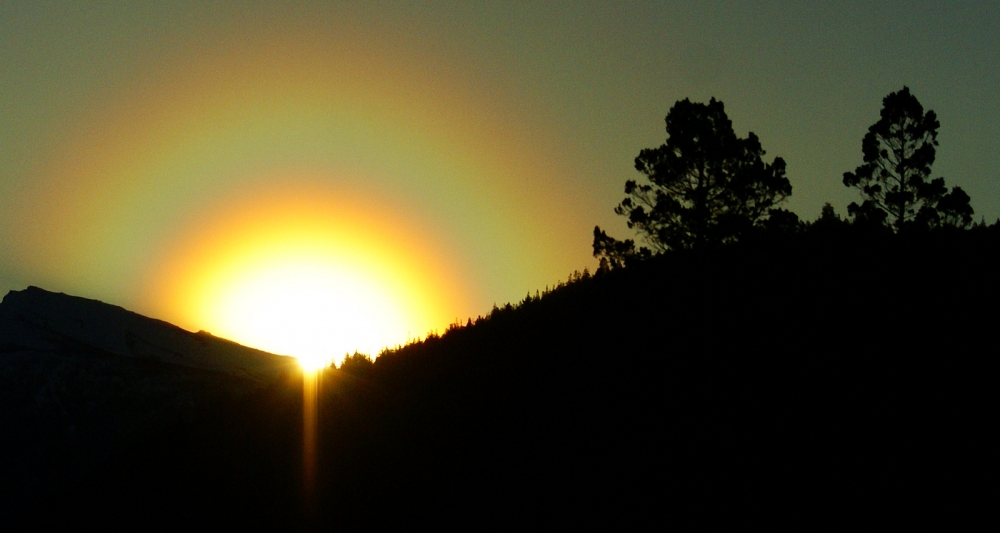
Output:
6,230,996,528
0,287,297,519
325,227,997,527
0,286,294,382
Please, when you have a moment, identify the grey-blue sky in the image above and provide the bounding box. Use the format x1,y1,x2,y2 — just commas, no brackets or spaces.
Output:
2,1,998,303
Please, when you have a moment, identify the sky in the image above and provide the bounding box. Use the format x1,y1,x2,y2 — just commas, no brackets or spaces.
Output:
2,1,998,361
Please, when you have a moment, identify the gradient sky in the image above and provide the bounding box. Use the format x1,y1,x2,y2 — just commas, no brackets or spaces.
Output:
2,1,998,357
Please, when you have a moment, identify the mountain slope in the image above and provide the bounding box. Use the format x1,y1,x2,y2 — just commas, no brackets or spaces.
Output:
0,286,295,382
0,287,297,515
313,231,997,527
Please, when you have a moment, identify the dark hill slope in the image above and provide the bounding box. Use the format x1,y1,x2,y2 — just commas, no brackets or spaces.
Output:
319,230,997,527
17,231,997,529
0,287,297,521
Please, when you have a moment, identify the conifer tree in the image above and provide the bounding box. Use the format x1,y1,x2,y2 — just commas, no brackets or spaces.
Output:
594,97,791,264
843,87,973,230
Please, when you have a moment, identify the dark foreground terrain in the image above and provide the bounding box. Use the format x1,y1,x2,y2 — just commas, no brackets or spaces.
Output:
4,230,996,529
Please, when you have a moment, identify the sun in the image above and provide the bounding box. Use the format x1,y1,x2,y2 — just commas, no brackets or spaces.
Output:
209,255,408,371
146,183,467,370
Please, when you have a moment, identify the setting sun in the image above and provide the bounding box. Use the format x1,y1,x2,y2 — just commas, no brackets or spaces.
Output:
208,255,407,371
145,182,470,369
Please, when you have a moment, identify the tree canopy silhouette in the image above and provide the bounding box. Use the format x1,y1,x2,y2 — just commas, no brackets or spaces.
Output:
843,86,973,230
594,98,791,266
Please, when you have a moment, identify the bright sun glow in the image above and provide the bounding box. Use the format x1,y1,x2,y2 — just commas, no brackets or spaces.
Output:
147,182,467,370
210,256,407,370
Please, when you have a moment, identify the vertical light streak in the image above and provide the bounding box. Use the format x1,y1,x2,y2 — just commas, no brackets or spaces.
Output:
302,369,319,509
